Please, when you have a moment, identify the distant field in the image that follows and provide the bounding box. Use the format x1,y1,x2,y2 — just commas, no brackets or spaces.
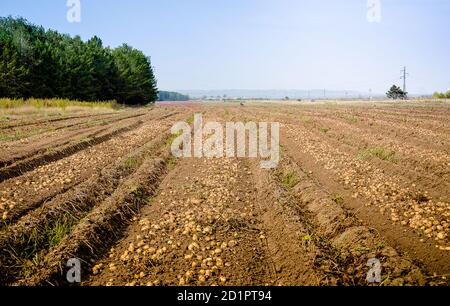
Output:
0,99,448,286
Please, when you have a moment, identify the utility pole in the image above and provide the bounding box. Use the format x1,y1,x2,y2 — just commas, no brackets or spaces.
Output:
400,66,408,93
324,89,326,100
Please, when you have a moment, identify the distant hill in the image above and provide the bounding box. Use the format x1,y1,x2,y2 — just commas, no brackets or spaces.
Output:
176,89,371,100
158,91,190,101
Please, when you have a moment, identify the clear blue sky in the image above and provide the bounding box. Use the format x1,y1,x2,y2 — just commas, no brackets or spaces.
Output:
1,0,449,94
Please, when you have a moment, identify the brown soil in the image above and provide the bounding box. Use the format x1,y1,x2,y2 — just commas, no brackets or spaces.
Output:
0,101,448,287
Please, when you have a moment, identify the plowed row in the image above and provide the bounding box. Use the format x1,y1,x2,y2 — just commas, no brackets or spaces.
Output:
0,101,448,286
0,105,193,284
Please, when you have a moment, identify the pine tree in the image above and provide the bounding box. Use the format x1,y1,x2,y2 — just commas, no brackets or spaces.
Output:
386,85,407,100
112,44,158,105
0,17,158,105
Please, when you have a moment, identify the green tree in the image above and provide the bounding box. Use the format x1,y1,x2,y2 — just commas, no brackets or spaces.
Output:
386,85,407,100
433,91,450,99
0,34,30,98
0,17,158,105
158,91,190,101
0,17,32,98
112,44,158,105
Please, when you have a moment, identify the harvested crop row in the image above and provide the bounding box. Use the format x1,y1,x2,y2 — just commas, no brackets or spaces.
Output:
230,105,449,279
80,111,335,286
85,156,271,287
280,123,450,250
291,107,449,151
0,112,122,142
0,131,173,285
228,107,433,285
246,106,449,152
263,154,434,285
246,158,337,285
0,120,143,182
16,148,173,286
368,106,450,122
253,103,449,143
281,115,450,200
0,111,149,147
80,116,433,287
1,102,447,288
0,110,152,168
322,110,450,149
0,111,118,130
0,111,182,225
237,106,450,250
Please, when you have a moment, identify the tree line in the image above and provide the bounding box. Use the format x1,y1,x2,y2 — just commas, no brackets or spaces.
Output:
158,91,190,101
386,85,407,100
433,91,450,99
0,17,158,105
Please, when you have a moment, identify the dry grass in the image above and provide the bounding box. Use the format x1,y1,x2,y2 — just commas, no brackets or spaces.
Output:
0,98,117,110
0,99,119,122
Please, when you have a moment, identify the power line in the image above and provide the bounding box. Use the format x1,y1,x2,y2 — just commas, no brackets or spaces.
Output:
400,66,409,93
